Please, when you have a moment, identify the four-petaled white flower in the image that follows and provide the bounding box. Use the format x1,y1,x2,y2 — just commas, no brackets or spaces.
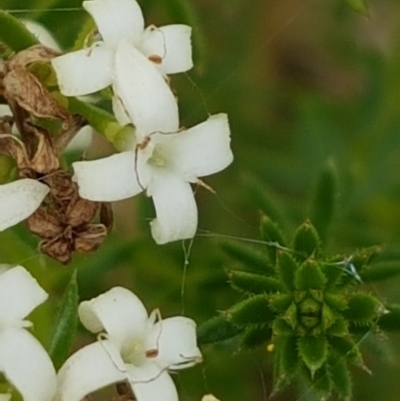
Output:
51,0,193,98
0,265,56,401
55,287,202,401
73,110,233,244
70,38,233,244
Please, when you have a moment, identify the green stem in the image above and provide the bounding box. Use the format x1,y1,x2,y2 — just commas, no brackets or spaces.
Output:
67,97,124,143
0,10,39,52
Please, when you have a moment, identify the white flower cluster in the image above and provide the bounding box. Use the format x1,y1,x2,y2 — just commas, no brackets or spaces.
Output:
0,0,233,244
0,265,201,401
52,0,233,244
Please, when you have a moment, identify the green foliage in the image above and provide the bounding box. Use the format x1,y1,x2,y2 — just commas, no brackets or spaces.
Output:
378,304,400,331
360,261,400,282
0,11,38,51
49,270,79,370
220,240,271,273
292,221,321,262
199,209,400,400
298,336,328,377
228,270,282,294
197,314,242,345
226,295,275,326
344,0,369,15
260,215,287,263
310,160,338,242
277,251,298,291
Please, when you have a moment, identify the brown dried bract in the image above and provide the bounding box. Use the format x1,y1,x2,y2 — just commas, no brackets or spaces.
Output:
7,45,60,70
26,170,112,264
3,67,69,121
0,45,113,264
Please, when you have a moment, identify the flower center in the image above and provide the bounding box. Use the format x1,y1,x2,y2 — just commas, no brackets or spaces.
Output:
122,339,147,367
147,146,167,168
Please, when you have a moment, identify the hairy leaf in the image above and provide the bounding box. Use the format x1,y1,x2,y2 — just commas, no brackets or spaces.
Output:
197,314,242,345
292,220,321,262
228,270,282,294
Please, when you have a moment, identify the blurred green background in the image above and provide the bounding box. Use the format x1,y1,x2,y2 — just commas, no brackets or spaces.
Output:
2,0,400,400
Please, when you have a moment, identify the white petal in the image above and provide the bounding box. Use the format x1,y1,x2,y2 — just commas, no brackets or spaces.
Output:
73,151,151,201
148,170,197,244
163,114,233,182
0,328,56,401
113,40,179,140
146,317,202,370
52,44,113,96
83,0,144,47
66,125,93,152
55,341,126,401
79,287,149,349
0,266,48,325
0,179,49,232
127,361,178,401
138,25,193,74
22,20,61,51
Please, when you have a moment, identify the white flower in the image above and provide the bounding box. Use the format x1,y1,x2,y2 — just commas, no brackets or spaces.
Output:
55,287,202,401
21,20,61,51
72,111,233,244
0,265,57,401
51,0,193,98
0,179,49,232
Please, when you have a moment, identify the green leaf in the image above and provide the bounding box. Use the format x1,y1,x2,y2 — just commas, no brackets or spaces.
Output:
361,261,400,282
279,335,299,377
282,302,298,330
49,270,79,370
0,11,39,51
326,318,349,337
378,304,400,332
351,246,382,272
269,294,293,313
298,336,328,377
272,318,294,336
321,304,338,331
328,336,364,367
342,293,379,324
197,314,242,345
277,250,298,292
292,221,321,262
329,356,352,400
344,0,369,16
243,175,288,230
310,160,338,242
324,293,347,311
228,270,282,294
321,260,344,290
271,335,298,394
305,364,332,398
294,259,327,291
220,240,272,273
240,325,272,349
260,215,287,263
227,295,275,326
